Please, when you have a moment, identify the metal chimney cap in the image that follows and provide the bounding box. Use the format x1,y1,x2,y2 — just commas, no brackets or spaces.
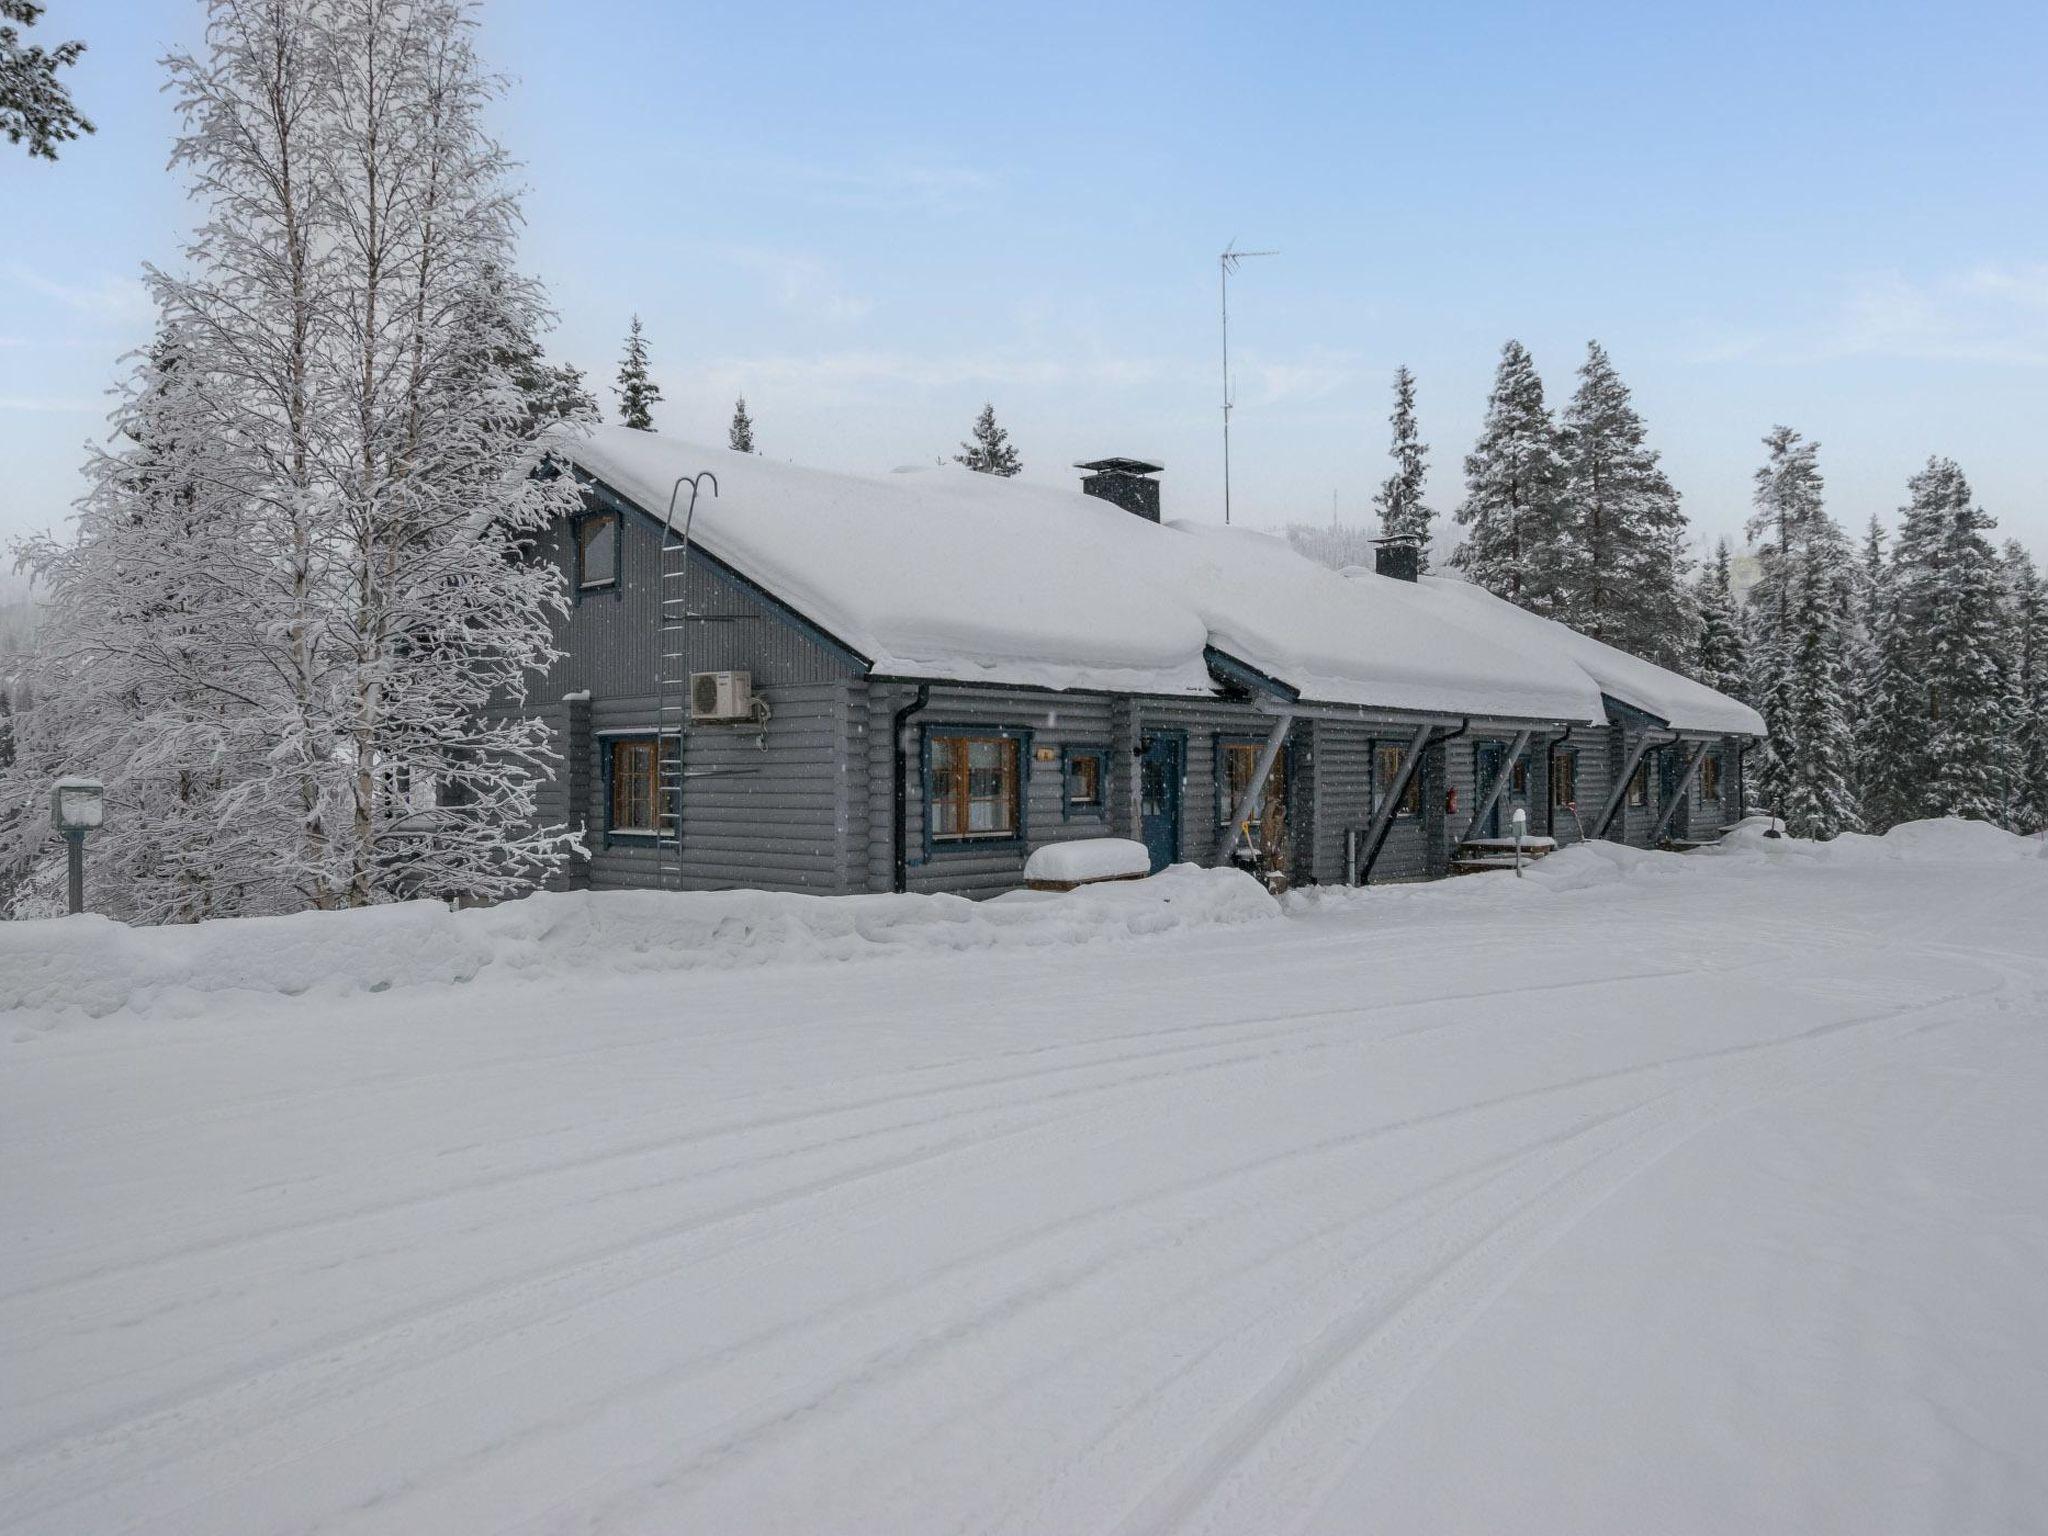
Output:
1074,457,1164,476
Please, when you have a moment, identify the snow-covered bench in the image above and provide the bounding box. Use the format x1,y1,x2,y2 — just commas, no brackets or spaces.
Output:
1022,838,1153,892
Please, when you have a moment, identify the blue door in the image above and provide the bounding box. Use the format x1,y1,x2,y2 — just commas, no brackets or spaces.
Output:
1474,741,1506,838
1139,734,1183,872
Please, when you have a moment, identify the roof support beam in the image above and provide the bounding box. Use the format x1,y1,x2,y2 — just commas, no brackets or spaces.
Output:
1216,712,1294,867
1650,739,1710,845
1591,729,1681,840
1352,721,1437,885
1460,728,1533,844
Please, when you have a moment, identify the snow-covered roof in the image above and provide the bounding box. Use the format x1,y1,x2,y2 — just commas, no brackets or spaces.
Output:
550,425,1749,732
1410,575,1767,736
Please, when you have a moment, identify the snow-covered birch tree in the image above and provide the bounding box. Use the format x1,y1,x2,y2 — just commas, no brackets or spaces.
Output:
4,0,579,918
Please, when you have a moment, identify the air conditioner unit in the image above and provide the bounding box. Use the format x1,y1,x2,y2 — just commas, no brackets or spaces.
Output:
690,670,752,721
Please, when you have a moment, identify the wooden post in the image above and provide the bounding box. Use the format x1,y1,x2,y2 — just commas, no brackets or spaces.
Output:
1591,730,1660,841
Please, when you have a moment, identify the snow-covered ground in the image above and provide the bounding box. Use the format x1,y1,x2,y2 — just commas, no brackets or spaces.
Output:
3,823,2046,1534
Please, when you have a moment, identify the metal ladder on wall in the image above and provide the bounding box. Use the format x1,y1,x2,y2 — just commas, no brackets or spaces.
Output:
656,472,718,890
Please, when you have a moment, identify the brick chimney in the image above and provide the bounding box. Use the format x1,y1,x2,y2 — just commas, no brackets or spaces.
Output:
1076,458,1163,522
1373,535,1421,582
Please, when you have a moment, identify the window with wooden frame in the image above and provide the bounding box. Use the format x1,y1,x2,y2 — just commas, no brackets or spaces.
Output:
1628,752,1653,808
1062,746,1107,818
1374,743,1421,816
928,732,1023,842
1699,750,1722,801
1509,755,1530,797
607,737,662,835
1220,740,1290,831
576,512,618,590
1550,749,1578,808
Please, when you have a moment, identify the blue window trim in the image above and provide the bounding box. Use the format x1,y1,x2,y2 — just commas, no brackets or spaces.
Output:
1213,730,1298,829
1060,743,1110,821
569,508,622,605
919,722,1033,861
596,730,675,848
1370,737,1424,820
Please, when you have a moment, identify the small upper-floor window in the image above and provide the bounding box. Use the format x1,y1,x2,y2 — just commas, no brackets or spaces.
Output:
1628,753,1652,808
1700,750,1722,801
1063,746,1106,816
577,512,618,590
1550,749,1578,808
930,732,1022,842
1375,743,1422,817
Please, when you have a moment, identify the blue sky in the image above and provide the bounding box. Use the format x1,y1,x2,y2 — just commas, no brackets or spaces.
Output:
5,0,2046,555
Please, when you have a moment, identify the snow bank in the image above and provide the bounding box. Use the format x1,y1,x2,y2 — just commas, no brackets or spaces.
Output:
2,866,1278,1022
1022,838,1151,884
1713,815,2048,866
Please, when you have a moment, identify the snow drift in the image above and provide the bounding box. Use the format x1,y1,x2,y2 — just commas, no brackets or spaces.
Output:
1,866,1279,1021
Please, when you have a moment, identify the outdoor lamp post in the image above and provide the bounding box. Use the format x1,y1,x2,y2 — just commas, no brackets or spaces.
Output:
1511,806,1528,878
50,776,104,915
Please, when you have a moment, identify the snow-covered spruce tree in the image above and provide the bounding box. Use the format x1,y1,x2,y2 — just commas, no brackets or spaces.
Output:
1844,513,1888,805
728,394,755,453
1778,543,1861,840
1691,539,1748,698
457,266,597,433
613,313,662,431
1371,365,1432,569
8,0,580,918
954,402,1021,477
1555,341,1689,666
2003,542,2048,833
1,0,93,160
1921,488,2010,824
1741,428,1851,816
1451,339,1565,613
4,328,282,920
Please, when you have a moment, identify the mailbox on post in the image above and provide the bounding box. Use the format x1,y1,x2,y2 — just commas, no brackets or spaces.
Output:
50,776,104,915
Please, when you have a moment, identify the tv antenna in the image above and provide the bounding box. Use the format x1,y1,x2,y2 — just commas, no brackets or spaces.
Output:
1219,241,1276,525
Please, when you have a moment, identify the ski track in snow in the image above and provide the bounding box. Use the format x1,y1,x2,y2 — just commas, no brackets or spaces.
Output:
2,849,2046,1534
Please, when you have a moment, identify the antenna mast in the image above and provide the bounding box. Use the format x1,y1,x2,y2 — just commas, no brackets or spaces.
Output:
1219,241,1276,526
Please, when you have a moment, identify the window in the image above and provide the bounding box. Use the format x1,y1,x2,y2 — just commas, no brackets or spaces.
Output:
1063,746,1107,817
1550,749,1578,808
1510,755,1530,797
577,512,617,590
1221,738,1292,871
1700,750,1722,801
929,733,1023,842
608,737,662,835
1628,752,1652,808
1375,743,1421,816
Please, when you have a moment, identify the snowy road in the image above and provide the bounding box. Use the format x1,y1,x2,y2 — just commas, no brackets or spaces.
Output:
4,838,2047,1533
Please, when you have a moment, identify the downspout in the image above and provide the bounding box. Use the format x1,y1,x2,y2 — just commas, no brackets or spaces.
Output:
1547,724,1575,837
891,684,931,894
1430,718,1469,876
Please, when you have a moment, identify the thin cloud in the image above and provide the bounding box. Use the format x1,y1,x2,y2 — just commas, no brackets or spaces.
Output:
5,265,154,327
0,394,101,413
1698,263,2048,368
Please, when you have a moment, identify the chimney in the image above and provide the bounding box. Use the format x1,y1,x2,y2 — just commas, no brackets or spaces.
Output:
1076,458,1164,522
1373,535,1421,583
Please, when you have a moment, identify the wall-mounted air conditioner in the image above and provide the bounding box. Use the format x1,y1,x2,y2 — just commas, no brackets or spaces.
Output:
690,670,753,722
